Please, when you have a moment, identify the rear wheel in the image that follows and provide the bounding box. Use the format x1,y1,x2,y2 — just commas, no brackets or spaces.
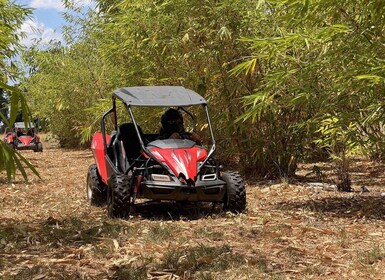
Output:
86,164,107,206
107,175,131,219
222,171,246,213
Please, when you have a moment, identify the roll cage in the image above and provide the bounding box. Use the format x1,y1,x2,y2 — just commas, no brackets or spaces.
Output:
100,86,217,178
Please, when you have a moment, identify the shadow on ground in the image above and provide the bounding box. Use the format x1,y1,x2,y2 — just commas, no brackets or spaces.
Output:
276,195,385,220
131,200,224,220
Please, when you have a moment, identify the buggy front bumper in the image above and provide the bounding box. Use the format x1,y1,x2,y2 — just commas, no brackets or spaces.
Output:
16,143,37,150
141,179,226,201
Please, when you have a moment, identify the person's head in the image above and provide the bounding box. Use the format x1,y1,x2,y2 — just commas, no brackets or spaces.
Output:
161,108,184,134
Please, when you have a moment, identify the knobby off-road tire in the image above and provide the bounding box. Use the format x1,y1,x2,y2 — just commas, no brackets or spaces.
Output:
222,171,246,213
34,142,43,152
86,164,107,206
107,175,131,219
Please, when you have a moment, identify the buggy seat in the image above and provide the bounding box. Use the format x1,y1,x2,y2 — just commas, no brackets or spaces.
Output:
112,123,144,173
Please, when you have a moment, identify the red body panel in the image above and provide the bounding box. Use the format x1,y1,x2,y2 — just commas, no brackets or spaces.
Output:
4,133,14,143
91,133,111,184
18,136,34,146
149,146,207,181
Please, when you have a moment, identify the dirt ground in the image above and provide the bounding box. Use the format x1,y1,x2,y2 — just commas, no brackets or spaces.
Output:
1,138,385,279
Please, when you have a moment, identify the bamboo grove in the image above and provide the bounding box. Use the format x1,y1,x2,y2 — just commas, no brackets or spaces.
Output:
3,0,385,189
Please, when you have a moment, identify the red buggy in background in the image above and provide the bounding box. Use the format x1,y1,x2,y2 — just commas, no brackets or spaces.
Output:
2,122,43,152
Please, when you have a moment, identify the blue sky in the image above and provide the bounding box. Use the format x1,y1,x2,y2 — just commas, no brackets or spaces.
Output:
16,0,94,47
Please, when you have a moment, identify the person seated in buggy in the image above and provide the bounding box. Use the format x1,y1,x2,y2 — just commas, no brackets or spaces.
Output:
158,108,201,145
16,128,23,138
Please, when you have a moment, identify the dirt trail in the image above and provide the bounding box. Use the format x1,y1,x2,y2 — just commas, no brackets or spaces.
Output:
1,139,385,279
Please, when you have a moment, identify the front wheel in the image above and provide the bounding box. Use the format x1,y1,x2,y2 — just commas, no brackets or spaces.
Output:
86,164,107,206
34,142,43,152
107,175,131,219
222,171,246,213
8,142,15,150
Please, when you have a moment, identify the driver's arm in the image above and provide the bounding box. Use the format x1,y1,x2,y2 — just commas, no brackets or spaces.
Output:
190,132,201,145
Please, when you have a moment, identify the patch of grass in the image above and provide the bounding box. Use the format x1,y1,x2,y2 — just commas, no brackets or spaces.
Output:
200,266,288,280
99,221,125,237
111,257,154,280
160,244,245,277
4,263,86,280
63,217,84,230
0,228,12,242
246,249,286,278
243,227,262,239
187,244,241,271
194,271,215,280
0,225,29,241
273,223,293,237
247,252,271,274
113,266,148,280
284,246,304,259
92,243,114,258
254,258,269,273
0,224,34,250
280,176,290,187
0,258,5,271
163,248,184,270
303,263,326,276
272,274,288,280
193,227,224,240
360,244,384,265
147,223,175,241
6,265,43,280
337,228,349,248
38,219,137,247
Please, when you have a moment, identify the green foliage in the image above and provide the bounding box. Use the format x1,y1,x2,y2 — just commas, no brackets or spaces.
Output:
22,40,117,146
20,0,385,181
0,0,30,60
0,0,39,181
93,0,265,170
360,244,385,265
233,0,385,179
21,2,123,146
24,0,260,150
0,88,9,131
0,141,39,181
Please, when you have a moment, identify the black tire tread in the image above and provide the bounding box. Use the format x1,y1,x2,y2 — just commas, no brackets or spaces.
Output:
33,142,43,152
107,175,131,219
87,164,107,206
222,171,246,213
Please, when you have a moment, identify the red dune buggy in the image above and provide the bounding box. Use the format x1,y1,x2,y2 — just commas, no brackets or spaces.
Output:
86,86,246,218
2,122,43,152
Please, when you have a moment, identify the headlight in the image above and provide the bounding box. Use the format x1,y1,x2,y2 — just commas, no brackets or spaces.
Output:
202,174,217,181
151,174,172,182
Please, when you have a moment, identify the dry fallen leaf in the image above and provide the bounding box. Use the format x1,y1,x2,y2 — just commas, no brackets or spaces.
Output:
32,274,46,280
1,143,385,280
112,239,119,250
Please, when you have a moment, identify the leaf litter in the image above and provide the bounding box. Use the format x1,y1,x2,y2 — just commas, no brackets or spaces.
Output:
0,139,385,279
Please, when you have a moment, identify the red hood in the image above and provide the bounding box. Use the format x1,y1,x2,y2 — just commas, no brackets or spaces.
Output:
149,146,207,181
18,136,34,145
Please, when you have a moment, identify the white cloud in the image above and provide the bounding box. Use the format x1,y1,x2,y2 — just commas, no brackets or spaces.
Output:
75,0,95,7
19,19,63,47
30,0,65,11
29,0,94,11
